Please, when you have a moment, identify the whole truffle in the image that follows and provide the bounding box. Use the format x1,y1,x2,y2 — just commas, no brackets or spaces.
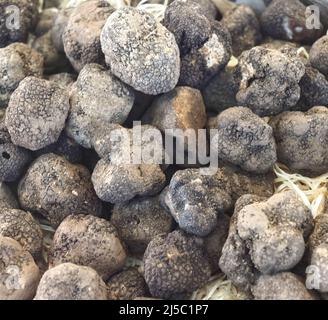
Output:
0,0,39,47
34,263,108,300
18,153,102,227
5,77,70,151
50,214,127,280
0,236,40,300
261,0,323,43
252,272,315,300
107,268,148,300
62,0,114,71
234,46,305,116
66,63,135,149
165,168,233,237
270,106,328,176
215,107,277,173
0,208,43,258
310,35,328,78
111,196,174,254
100,7,180,95
143,230,211,299
0,43,43,107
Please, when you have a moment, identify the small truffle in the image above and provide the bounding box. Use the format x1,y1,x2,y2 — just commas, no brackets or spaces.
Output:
0,236,40,300
310,35,328,78
18,153,102,227
34,263,108,300
100,7,180,95
143,230,211,299
5,77,70,151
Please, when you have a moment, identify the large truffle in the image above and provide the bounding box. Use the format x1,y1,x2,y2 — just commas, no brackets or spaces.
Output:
34,263,108,300
5,77,70,151
0,43,43,107
100,7,180,95
215,107,277,173
143,230,211,299
18,153,102,227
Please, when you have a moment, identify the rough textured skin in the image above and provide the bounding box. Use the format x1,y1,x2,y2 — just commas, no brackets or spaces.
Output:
66,63,135,149
261,0,323,43
310,35,328,78
252,273,315,300
63,0,114,71
0,0,39,47
107,268,148,300
51,8,72,53
0,236,40,300
202,69,238,113
50,214,127,280
0,43,43,107
5,77,70,151
143,230,211,299
111,196,174,254
18,153,102,227
234,46,305,116
165,168,233,237
34,263,108,300
100,7,180,95
0,182,18,209
92,160,166,204
0,208,42,258
309,213,328,254
298,67,328,110
220,191,313,290
190,0,218,20
48,73,76,88
270,106,328,176
221,5,262,57
215,107,277,173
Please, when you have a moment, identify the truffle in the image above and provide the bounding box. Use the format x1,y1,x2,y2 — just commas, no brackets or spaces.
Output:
310,35,328,78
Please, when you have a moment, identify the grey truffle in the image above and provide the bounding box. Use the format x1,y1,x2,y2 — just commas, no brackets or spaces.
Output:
18,153,102,227
0,208,43,258
100,7,180,95
34,263,108,300
0,43,43,107
143,230,211,299
5,77,70,151
62,0,114,71
310,35,328,78
111,196,174,254
66,63,135,149
215,107,277,173
0,236,40,300
50,214,127,280
165,168,233,237
234,46,305,116
270,106,328,176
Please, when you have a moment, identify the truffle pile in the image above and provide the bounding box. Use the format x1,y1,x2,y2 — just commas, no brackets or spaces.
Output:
0,0,328,301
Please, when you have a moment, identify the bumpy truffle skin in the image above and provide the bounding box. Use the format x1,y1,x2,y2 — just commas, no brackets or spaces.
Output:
0,208,43,258
100,7,180,95
18,153,102,227
261,0,323,43
0,0,39,47
215,107,277,174
309,214,328,254
252,273,315,300
34,263,108,300
310,35,328,78
66,63,135,149
50,214,127,280
0,182,18,209
270,106,328,176
0,43,43,107
92,160,166,204
0,236,40,300
234,46,305,116
107,268,148,300
5,77,70,151
62,0,114,71
221,4,262,57
165,168,233,237
111,196,174,254
143,230,211,299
